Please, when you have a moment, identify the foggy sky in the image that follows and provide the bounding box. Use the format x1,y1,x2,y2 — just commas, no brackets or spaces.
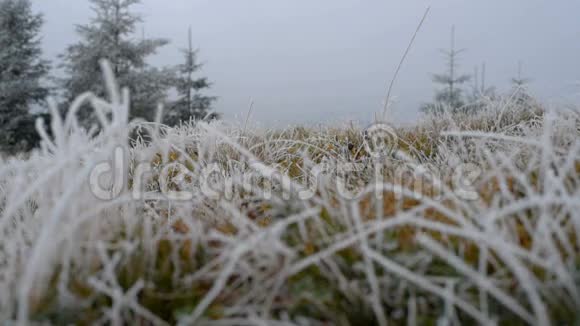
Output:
33,0,580,126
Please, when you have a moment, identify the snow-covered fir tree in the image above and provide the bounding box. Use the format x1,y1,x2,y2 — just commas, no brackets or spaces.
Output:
464,62,498,112
60,0,173,124
509,61,537,112
422,26,471,115
164,28,217,126
0,0,49,153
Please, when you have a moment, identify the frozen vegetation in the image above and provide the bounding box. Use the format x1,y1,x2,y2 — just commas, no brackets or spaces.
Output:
0,63,579,325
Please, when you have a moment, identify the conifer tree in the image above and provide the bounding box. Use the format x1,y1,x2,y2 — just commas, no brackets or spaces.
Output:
510,61,535,109
465,62,497,111
61,0,173,124
422,26,471,114
0,0,49,153
472,62,496,97
511,61,531,88
164,28,217,126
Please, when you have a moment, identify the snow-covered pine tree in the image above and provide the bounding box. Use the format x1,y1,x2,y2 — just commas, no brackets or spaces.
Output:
421,26,471,115
164,28,217,126
509,61,536,111
60,0,173,124
465,62,497,112
0,0,49,153
511,61,531,88
472,62,496,98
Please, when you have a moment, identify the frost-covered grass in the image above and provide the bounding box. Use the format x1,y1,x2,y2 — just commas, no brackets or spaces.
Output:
0,63,579,325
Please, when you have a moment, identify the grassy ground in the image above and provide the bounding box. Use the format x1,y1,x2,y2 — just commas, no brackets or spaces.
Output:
0,67,579,325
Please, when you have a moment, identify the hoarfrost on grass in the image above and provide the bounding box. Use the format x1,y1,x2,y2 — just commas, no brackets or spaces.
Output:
0,62,578,324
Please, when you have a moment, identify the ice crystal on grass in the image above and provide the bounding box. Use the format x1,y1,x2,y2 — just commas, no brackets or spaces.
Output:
0,62,578,325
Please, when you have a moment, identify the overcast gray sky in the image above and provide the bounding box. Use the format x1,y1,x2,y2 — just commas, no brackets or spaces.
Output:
33,0,580,126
